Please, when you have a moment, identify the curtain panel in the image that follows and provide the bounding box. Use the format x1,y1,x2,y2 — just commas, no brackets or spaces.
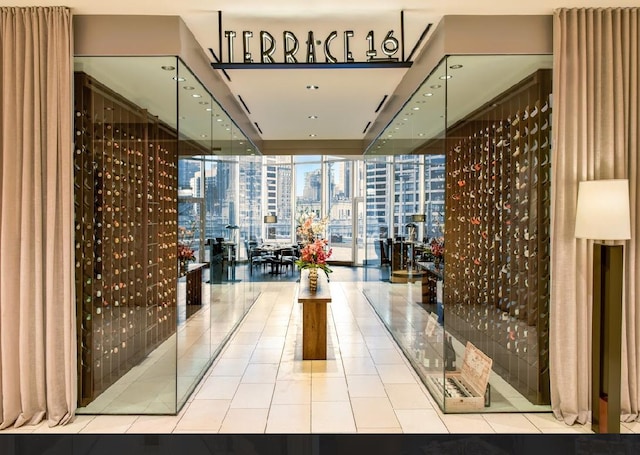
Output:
551,7,639,425
0,7,75,428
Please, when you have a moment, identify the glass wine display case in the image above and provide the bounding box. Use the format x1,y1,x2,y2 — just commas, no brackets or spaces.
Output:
363,54,552,413
73,56,260,414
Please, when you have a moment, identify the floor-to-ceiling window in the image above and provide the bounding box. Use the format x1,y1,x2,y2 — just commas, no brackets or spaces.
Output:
253,154,367,265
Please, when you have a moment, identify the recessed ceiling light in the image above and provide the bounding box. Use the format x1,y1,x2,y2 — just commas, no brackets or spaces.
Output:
225,127,231,131
394,127,400,130
183,86,195,90
161,65,175,71
423,93,434,97
387,134,393,137
206,108,212,112
199,101,209,105
308,115,318,119
412,107,420,111
247,148,252,152
430,84,441,89
403,118,409,121
173,76,186,82
306,85,319,90
418,133,425,137
239,142,244,145
449,64,463,69
309,134,317,137
192,94,202,98
216,118,223,122
200,134,208,138
439,75,452,80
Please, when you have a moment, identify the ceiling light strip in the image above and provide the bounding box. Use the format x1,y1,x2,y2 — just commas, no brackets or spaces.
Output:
375,95,389,113
254,122,263,134
238,95,251,114
362,121,372,134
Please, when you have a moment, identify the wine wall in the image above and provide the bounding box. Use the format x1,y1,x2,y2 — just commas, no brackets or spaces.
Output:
444,69,552,404
74,72,178,406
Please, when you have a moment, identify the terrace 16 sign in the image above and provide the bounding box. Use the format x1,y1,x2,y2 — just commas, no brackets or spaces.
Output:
222,29,401,65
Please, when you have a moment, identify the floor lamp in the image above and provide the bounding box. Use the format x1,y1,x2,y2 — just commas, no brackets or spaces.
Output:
264,215,277,240
411,214,426,242
575,179,631,434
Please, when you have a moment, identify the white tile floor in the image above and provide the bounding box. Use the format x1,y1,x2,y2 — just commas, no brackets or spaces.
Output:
3,281,632,434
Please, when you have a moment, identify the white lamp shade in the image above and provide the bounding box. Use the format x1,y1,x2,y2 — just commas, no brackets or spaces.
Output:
575,179,631,240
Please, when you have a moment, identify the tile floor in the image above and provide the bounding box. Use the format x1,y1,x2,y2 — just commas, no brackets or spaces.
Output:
3,280,637,434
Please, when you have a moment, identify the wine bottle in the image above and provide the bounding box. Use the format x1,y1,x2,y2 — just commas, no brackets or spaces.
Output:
444,335,457,371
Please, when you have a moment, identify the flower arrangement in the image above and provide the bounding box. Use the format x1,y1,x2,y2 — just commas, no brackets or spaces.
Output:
430,237,445,259
295,212,332,277
177,225,196,276
178,242,196,262
429,236,445,269
295,238,333,277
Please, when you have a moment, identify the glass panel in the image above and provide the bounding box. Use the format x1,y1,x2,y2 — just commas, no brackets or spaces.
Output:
74,55,260,416
294,156,322,242
238,154,263,259
176,59,214,410
326,157,353,262
363,54,553,414
424,155,446,240
73,56,179,414
264,156,293,242
176,59,260,411
353,197,366,266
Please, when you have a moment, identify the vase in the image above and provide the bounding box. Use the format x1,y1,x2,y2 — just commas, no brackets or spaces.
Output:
179,259,188,277
308,268,318,292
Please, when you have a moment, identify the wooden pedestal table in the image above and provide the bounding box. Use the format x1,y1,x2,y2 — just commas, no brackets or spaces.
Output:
417,261,444,324
298,269,331,360
186,262,207,305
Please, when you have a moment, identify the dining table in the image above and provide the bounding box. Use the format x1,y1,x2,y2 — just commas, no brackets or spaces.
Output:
254,244,297,274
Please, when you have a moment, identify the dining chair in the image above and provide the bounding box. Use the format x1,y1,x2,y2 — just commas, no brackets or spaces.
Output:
279,248,297,275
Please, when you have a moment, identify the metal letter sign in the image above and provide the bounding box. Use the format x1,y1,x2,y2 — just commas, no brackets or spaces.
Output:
209,11,430,70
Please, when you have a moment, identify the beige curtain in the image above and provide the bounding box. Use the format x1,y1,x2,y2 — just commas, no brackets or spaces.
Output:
551,7,639,424
0,7,75,428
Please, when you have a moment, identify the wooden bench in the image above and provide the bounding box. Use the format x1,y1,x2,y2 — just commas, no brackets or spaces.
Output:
298,269,331,360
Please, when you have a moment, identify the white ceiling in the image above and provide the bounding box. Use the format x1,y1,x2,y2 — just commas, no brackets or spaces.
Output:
7,1,638,150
